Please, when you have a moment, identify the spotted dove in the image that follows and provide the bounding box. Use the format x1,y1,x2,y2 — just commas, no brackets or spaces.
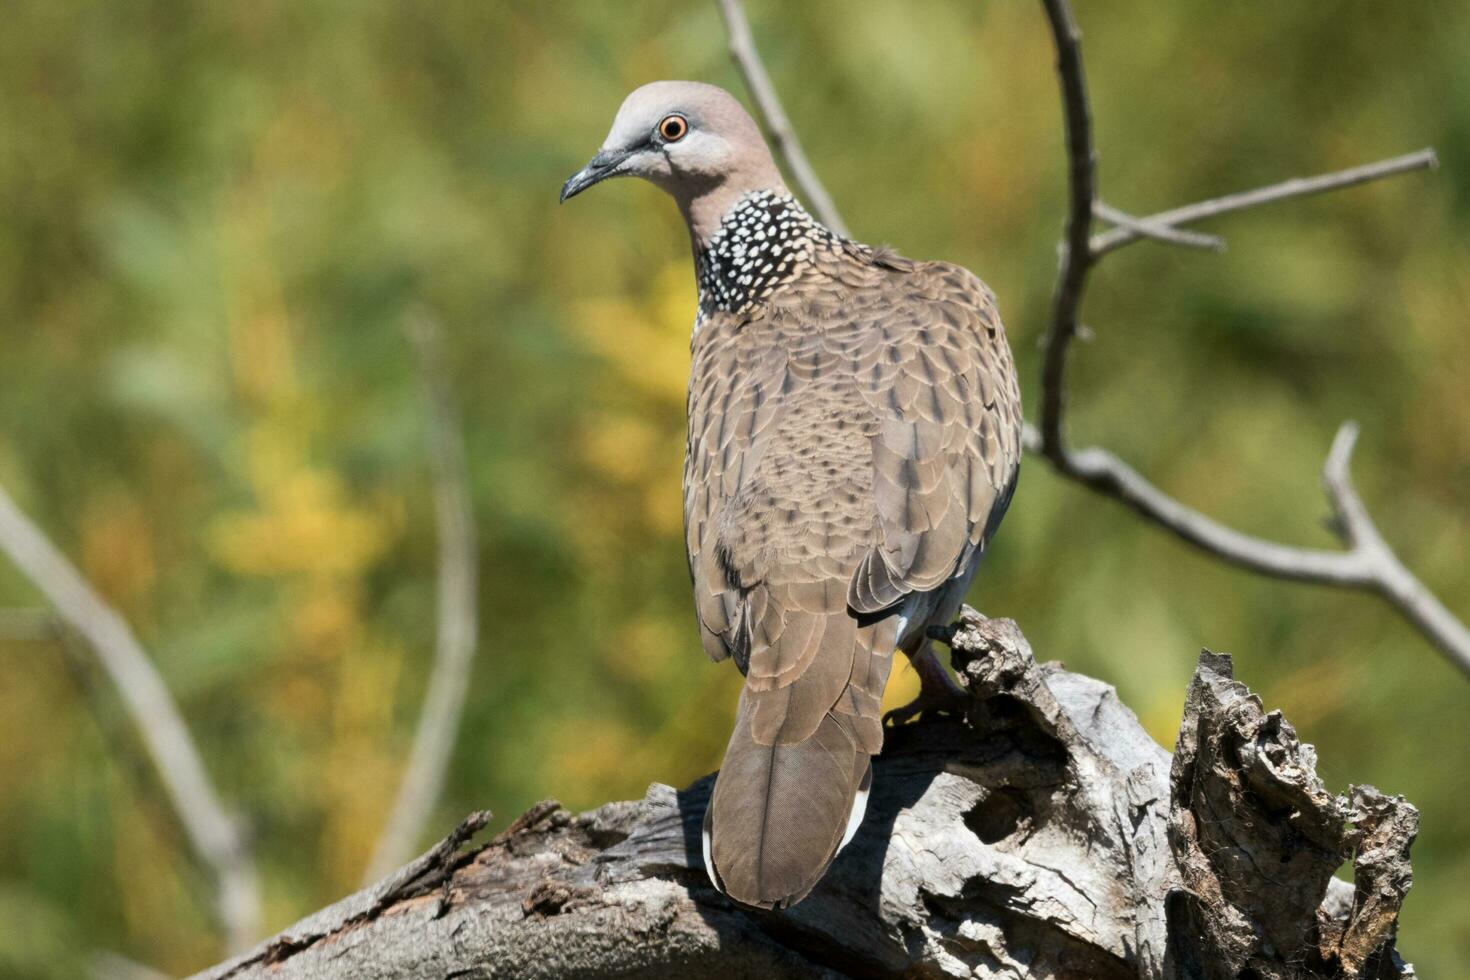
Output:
562,81,1022,909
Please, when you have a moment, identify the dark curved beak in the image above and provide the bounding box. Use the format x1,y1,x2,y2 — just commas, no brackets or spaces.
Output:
560,148,632,203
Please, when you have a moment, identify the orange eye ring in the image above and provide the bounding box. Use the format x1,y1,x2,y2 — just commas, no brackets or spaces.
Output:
658,114,688,142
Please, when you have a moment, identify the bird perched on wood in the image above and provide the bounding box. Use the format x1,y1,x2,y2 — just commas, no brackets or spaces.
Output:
562,81,1022,910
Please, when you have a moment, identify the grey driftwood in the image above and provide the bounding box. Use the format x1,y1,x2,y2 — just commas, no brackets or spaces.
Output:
193,609,1418,979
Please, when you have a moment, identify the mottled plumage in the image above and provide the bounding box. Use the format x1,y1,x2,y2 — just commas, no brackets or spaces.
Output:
563,82,1022,910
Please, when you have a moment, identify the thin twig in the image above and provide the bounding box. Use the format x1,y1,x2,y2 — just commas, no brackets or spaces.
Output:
714,0,850,237
1037,0,1098,463
1039,434,1376,583
364,311,481,882
1321,423,1470,665
1094,201,1225,252
1090,149,1438,258
0,484,260,949
1033,0,1468,676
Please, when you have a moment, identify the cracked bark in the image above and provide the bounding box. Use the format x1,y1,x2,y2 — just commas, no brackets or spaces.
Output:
193,610,1417,980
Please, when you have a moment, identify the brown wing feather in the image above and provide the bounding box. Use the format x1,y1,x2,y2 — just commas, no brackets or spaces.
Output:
847,261,1022,614
684,318,788,662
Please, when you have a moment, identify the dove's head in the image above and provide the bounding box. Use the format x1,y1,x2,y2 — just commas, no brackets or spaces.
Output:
560,81,787,241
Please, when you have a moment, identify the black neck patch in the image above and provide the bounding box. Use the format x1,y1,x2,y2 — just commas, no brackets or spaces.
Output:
695,191,838,318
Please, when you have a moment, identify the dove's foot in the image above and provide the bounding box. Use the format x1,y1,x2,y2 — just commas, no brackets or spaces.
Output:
884,639,969,726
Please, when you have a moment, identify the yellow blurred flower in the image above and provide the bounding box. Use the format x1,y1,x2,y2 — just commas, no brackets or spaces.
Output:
208,425,395,579
573,261,693,404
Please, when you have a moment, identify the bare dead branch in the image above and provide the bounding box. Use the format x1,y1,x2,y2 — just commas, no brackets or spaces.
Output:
0,484,260,950
1028,422,1470,676
1036,0,1098,463
1033,0,1469,677
1091,149,1438,258
1035,433,1375,584
1094,200,1225,252
1169,648,1418,975
194,614,1418,980
714,0,850,237
1321,423,1470,668
364,311,482,882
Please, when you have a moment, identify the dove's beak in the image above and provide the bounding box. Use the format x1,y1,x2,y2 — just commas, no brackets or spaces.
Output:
560,148,632,203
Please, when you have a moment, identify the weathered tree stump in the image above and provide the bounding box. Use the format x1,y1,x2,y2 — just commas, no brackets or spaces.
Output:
195,609,1417,979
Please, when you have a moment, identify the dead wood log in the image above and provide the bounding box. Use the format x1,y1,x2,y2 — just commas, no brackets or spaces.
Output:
194,609,1417,980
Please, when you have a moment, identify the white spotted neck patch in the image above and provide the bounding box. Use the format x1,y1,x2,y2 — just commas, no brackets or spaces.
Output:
694,191,838,319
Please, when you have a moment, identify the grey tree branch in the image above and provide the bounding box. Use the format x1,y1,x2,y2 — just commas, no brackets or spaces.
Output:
1020,422,1377,585
1093,201,1225,252
364,311,481,882
0,484,260,951
1032,0,1470,677
1036,0,1098,463
714,0,850,237
1090,149,1438,258
1321,423,1470,669
193,612,1418,980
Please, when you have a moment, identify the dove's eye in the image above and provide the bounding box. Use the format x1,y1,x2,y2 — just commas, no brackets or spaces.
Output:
657,114,688,142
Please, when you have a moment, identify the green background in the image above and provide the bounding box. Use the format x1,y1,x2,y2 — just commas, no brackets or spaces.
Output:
1,1,1466,975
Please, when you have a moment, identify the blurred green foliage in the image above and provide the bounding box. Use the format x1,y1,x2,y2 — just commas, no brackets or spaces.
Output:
0,1,1467,975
